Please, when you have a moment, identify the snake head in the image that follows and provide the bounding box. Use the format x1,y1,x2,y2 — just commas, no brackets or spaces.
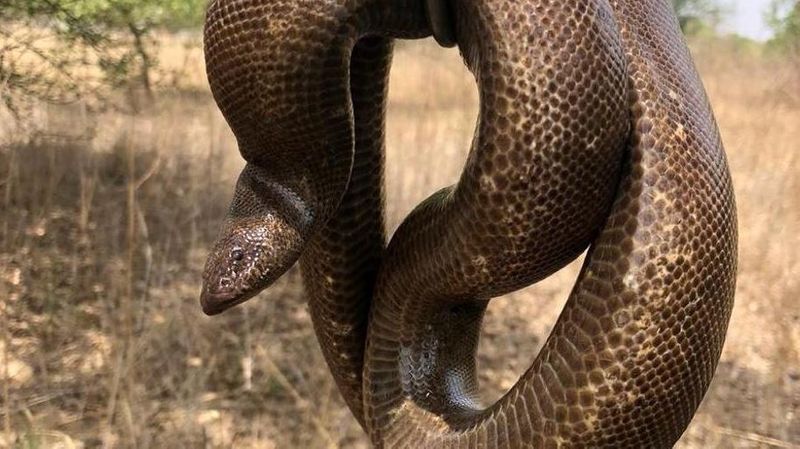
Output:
200,215,305,315
200,165,314,315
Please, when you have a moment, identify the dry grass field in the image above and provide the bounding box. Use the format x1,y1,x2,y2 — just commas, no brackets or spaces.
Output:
0,33,798,448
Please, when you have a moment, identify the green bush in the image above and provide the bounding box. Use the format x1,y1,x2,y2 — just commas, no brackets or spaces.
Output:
0,0,207,110
672,0,724,34
768,0,800,55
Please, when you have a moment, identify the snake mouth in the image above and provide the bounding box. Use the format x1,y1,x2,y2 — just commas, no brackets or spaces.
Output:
199,286,259,316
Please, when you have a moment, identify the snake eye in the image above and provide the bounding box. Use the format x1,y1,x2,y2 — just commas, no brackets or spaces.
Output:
231,248,244,261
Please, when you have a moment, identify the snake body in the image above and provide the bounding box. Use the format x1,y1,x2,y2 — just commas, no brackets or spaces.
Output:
200,0,737,447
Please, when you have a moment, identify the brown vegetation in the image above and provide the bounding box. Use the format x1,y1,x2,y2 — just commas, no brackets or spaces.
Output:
0,36,798,448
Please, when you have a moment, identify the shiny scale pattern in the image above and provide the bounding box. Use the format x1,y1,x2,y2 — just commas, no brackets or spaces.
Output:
200,0,737,447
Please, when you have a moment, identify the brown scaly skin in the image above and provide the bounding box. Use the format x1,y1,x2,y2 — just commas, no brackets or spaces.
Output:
201,0,737,447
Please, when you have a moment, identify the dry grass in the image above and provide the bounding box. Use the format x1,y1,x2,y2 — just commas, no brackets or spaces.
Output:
0,34,798,449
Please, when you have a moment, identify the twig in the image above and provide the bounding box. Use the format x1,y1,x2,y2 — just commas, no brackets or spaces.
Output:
134,203,152,334
2,298,11,449
134,154,161,190
707,423,800,449
2,390,69,415
104,343,124,434
122,120,138,448
1,141,15,444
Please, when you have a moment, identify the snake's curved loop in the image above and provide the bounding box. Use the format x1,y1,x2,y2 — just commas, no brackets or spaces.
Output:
201,0,737,447
425,0,457,47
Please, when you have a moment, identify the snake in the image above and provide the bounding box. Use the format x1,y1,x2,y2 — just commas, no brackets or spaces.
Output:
199,0,737,447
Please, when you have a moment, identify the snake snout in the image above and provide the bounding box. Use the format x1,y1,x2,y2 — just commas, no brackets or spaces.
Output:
199,215,306,316
200,286,257,316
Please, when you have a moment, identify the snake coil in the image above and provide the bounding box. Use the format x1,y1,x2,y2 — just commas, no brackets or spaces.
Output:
200,0,737,447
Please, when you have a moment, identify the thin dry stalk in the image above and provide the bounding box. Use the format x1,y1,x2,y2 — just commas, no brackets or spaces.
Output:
2,303,11,445
122,119,138,447
708,424,800,449
1,151,12,448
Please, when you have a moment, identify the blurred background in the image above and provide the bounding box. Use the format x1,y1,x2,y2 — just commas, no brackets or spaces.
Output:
0,0,798,447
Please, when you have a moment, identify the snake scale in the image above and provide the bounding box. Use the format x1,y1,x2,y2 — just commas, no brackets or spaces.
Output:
199,0,737,447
